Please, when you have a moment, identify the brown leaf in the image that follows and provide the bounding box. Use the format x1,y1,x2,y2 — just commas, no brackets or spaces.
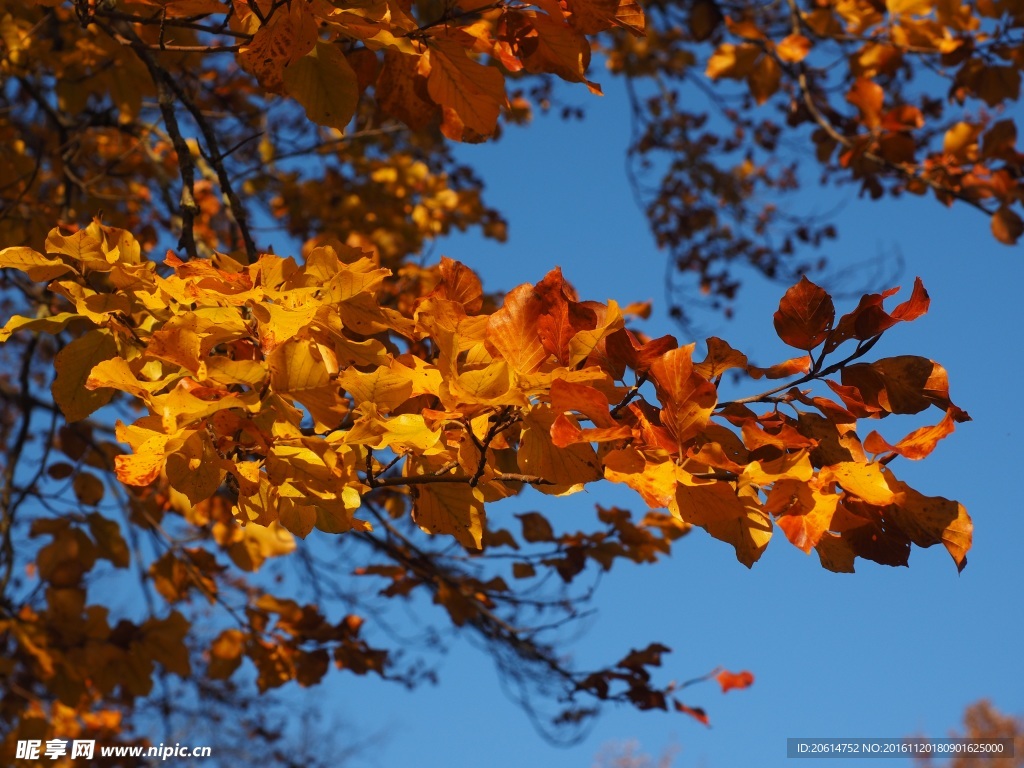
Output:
840,356,968,419
673,700,710,726
517,511,555,542
992,206,1024,245
747,54,781,105
883,469,972,572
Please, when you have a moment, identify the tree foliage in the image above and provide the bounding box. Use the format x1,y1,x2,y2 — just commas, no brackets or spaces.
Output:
0,0,994,760
914,701,1024,768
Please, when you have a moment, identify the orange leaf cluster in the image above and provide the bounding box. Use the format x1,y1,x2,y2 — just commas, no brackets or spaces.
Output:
0,222,972,574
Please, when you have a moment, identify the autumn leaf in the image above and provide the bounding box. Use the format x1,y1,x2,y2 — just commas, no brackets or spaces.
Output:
412,482,486,550
674,700,710,726
776,34,811,63
427,40,506,139
992,206,1024,245
672,482,771,567
486,282,548,375
0,246,76,281
695,337,748,379
283,42,359,131
773,276,835,350
846,78,884,128
715,669,754,692
52,330,119,422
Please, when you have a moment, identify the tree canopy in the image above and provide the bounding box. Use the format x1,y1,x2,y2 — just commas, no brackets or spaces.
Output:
0,0,1011,759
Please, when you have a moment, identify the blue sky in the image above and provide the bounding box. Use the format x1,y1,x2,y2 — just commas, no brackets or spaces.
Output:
322,70,1024,768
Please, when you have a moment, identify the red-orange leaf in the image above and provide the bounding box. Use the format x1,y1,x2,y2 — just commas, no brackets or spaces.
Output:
864,408,958,460
826,278,929,352
534,268,597,366
715,669,754,693
773,276,835,350
747,355,812,380
426,40,506,138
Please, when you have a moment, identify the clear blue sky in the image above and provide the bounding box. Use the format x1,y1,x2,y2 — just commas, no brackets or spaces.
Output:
320,72,1023,768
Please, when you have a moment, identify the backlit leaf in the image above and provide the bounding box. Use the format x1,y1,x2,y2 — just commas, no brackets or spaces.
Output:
774,277,834,350
283,42,359,131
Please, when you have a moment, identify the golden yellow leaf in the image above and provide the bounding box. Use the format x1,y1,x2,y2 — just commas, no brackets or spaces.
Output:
740,449,813,487
338,365,414,413
0,246,75,281
52,330,119,422
269,339,349,432
518,405,601,494
228,522,296,572
413,482,485,549
165,431,227,505
886,0,934,15
821,461,895,505
776,33,812,63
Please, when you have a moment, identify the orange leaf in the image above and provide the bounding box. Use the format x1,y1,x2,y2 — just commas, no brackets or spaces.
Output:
825,278,929,352
773,276,835,350
426,40,506,138
715,669,754,692
672,482,771,567
840,356,968,419
534,268,597,366
649,345,718,445
846,78,884,128
376,51,438,131
883,469,972,572
412,482,486,550
485,282,548,374
550,377,615,427
433,256,484,313
746,355,811,380
695,337,748,379
768,480,839,553
517,511,555,542
238,2,318,92
605,329,678,377
776,33,811,63
864,408,958,460
565,0,644,35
